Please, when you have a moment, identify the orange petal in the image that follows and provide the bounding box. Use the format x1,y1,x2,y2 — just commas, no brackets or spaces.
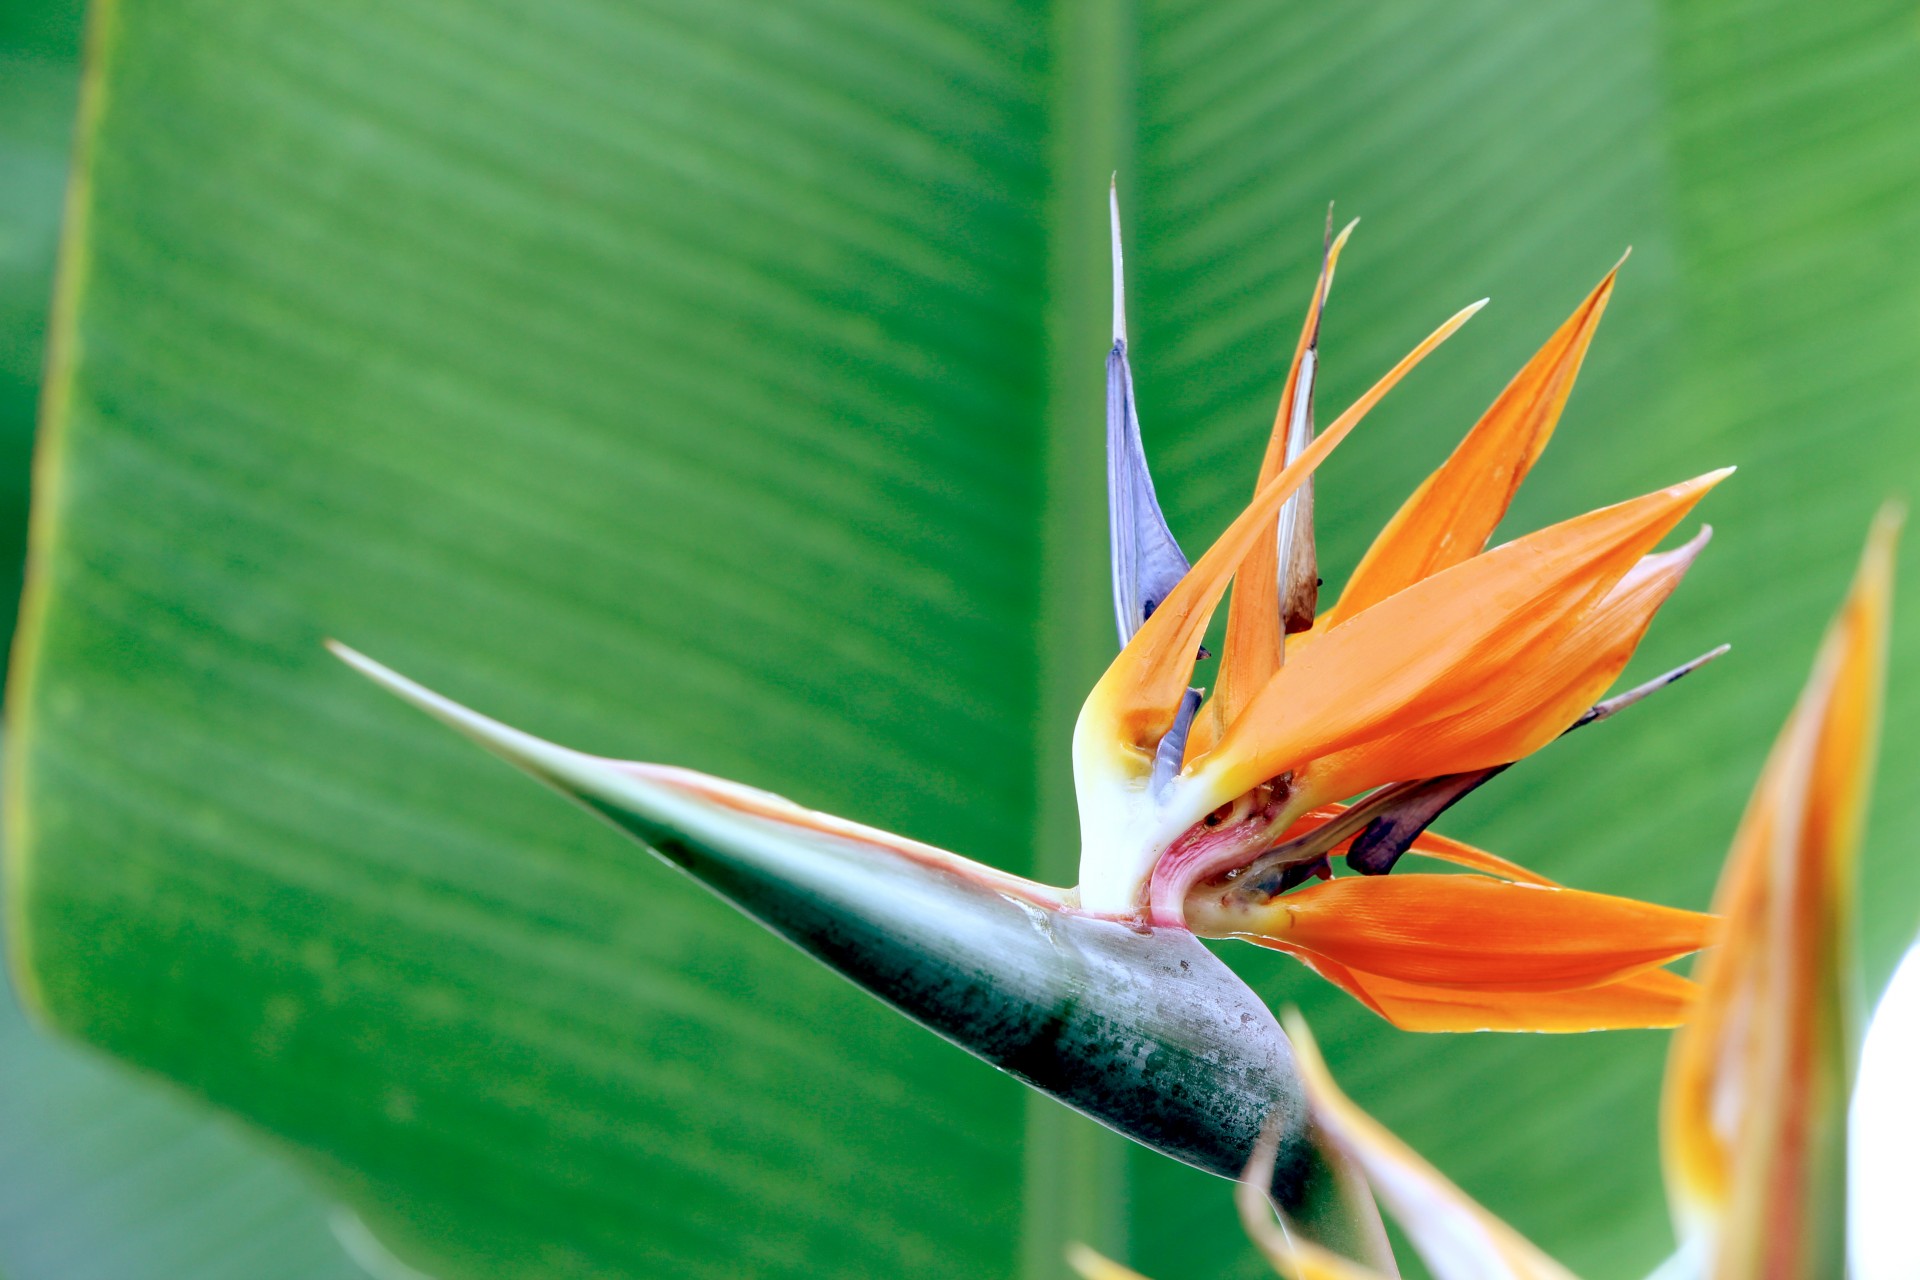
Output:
1307,524,1710,801
1201,873,1717,992
1320,962,1699,1033
1328,262,1620,627
1189,471,1728,812
1281,1013,1581,1280
1198,222,1356,758
1255,802,1561,886
1661,508,1897,1270
1084,300,1486,757
1398,826,1559,887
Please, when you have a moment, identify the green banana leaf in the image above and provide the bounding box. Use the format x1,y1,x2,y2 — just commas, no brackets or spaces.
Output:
2,5,364,1276
9,2,1918,1279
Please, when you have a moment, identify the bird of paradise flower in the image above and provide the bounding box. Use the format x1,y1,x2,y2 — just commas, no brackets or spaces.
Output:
1073,511,1897,1280
331,194,1741,1245
1079,190,1725,1031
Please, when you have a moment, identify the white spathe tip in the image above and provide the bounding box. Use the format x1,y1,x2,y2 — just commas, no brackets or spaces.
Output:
325,640,601,795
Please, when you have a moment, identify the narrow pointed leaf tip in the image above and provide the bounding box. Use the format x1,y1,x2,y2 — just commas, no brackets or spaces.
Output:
325,642,1386,1252
1108,187,1191,645
1662,507,1897,1276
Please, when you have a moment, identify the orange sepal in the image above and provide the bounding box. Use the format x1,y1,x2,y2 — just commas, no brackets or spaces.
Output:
1396,825,1559,886
1328,262,1620,627
1193,471,1728,808
1087,300,1484,756
1216,873,1717,993
1199,223,1356,758
1303,958,1699,1033
1307,525,1709,801
1661,508,1896,1268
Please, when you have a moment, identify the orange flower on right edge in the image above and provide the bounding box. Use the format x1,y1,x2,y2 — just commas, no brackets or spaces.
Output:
1661,506,1899,1278
1073,509,1898,1280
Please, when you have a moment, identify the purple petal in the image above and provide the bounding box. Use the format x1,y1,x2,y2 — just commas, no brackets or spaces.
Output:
1108,187,1191,646
1151,686,1203,795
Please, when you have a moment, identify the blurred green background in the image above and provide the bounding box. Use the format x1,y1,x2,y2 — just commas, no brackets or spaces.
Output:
1,2,1916,1279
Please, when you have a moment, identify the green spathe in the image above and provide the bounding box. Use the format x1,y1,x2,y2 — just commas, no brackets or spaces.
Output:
329,643,1389,1267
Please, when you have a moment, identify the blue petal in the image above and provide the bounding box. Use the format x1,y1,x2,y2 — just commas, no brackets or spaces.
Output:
1107,190,1191,646
1151,686,1203,795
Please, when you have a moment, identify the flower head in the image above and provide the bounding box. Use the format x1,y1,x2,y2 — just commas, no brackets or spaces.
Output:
1074,511,1900,1280
1076,196,1727,1029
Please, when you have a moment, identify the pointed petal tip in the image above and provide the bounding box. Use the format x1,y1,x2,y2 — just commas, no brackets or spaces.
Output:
1665,467,1736,507
1647,522,1714,571
1849,500,1901,613
1109,186,1127,347
1370,297,1484,352
1611,245,1633,273
1675,520,1714,557
1867,499,1906,558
